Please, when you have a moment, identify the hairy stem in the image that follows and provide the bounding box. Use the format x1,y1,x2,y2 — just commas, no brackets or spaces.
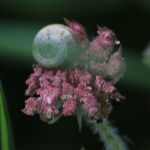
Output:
92,119,129,150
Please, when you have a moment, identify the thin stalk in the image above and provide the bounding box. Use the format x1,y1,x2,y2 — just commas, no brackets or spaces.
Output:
92,119,129,150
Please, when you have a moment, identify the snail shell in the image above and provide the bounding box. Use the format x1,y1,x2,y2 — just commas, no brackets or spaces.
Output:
32,24,79,68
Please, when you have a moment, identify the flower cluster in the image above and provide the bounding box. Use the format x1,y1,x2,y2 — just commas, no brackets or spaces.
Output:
22,67,124,125
22,18,126,125
22,68,101,123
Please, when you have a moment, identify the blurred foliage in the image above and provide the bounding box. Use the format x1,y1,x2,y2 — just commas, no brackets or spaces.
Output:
142,44,150,68
1,0,150,150
0,0,128,20
80,146,85,150
0,81,15,150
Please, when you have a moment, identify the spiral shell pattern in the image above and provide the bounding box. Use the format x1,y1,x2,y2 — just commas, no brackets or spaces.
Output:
32,24,79,68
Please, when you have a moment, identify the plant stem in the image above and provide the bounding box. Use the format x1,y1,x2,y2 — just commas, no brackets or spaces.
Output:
92,119,129,150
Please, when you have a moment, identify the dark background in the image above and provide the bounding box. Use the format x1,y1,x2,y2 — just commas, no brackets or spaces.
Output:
0,0,150,150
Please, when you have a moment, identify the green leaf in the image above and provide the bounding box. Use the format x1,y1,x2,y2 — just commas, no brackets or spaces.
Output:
0,81,16,150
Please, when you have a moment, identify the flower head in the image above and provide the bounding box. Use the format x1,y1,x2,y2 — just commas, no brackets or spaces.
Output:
22,19,126,126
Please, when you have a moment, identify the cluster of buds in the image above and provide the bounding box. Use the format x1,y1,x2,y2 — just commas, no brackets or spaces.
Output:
22,18,126,126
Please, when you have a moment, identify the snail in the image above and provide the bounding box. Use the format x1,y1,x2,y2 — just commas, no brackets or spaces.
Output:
32,24,80,68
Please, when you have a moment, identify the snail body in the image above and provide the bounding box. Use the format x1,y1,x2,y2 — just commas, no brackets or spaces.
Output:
32,24,79,68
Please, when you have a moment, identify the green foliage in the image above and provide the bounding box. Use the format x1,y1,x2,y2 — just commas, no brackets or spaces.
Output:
0,81,15,150
142,45,150,68
80,146,85,150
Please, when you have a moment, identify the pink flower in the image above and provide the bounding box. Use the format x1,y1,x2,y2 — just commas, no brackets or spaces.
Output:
74,81,92,99
95,76,116,93
88,26,120,62
88,107,99,116
91,25,119,48
52,70,67,87
61,82,74,100
22,97,38,115
33,67,44,76
39,70,54,88
37,86,61,104
107,46,126,83
64,18,89,45
82,97,100,116
89,61,108,77
69,68,92,85
79,71,92,84
63,98,78,115
25,67,44,95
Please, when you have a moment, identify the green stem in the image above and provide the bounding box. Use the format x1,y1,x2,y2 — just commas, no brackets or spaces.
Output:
92,119,129,150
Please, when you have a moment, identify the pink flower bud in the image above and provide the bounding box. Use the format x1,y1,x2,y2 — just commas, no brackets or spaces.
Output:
96,25,119,47
107,45,126,83
89,26,119,61
37,86,60,104
64,18,89,45
25,67,43,95
22,97,38,115
82,97,100,116
89,61,108,77
63,98,78,115
33,67,44,76
95,76,116,93
61,82,74,100
39,70,54,88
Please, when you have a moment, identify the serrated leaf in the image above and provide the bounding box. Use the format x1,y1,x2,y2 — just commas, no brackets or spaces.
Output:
0,81,16,150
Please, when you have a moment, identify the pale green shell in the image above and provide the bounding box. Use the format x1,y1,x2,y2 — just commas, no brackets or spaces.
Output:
32,24,79,68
